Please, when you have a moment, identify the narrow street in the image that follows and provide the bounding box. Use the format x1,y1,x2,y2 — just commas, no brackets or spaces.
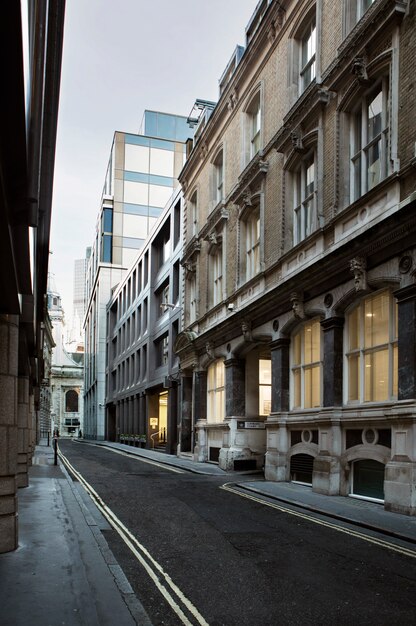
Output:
58,440,416,626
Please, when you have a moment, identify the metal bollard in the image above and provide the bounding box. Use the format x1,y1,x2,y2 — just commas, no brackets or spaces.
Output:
53,437,58,465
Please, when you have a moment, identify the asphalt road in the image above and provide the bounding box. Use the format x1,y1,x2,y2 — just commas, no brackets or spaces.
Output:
58,440,416,626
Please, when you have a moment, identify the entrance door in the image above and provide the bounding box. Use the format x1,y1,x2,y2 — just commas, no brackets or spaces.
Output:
352,459,385,500
158,391,168,446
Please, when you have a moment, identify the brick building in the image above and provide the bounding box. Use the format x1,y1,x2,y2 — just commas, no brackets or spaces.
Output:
175,0,416,514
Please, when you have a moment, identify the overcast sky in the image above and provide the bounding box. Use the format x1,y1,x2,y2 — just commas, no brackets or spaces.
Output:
49,0,257,322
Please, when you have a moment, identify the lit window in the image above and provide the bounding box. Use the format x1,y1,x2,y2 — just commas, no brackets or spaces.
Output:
293,153,315,245
346,290,397,403
207,360,225,423
291,319,322,409
350,80,389,201
259,359,271,416
300,18,316,92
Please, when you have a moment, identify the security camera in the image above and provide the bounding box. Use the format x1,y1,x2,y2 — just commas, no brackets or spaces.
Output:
227,303,234,311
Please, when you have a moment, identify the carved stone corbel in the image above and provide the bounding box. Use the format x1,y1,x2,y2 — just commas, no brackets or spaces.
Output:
351,57,369,85
241,319,253,342
350,256,368,292
291,291,306,320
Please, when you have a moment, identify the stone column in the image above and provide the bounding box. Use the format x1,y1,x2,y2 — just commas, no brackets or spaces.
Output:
167,382,178,454
321,317,344,407
266,339,290,480
133,395,139,435
17,375,30,488
193,370,207,462
384,285,416,515
0,315,19,553
179,374,193,453
193,370,207,422
224,358,245,417
270,338,290,413
115,402,120,441
139,393,147,438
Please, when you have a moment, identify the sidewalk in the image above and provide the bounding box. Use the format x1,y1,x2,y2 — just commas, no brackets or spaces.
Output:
92,440,416,544
0,441,152,626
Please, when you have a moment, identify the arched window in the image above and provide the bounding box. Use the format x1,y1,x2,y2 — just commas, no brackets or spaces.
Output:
65,390,79,413
345,290,397,403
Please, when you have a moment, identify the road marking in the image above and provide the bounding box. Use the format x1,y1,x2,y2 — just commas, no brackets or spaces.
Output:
74,440,185,474
220,483,416,560
59,448,209,626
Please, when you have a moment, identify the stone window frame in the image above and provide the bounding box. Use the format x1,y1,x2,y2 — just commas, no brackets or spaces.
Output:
241,83,264,168
188,187,199,238
238,201,261,284
283,129,319,248
287,2,322,106
208,239,224,308
344,289,398,405
65,389,79,413
210,144,225,212
338,51,397,210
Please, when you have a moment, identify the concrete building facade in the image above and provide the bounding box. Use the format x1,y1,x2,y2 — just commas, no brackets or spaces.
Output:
175,0,416,514
0,0,65,552
105,189,183,452
84,111,189,440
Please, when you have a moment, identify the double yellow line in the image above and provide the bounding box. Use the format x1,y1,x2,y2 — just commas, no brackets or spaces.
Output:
221,483,416,559
59,448,208,626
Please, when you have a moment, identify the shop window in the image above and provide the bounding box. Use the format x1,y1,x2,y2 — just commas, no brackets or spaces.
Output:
291,319,322,409
207,360,225,423
345,290,397,403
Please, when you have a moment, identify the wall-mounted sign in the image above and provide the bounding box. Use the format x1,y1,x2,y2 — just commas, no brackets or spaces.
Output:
150,418,158,427
237,421,266,430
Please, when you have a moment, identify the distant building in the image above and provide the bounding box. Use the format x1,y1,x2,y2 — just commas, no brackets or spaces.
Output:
67,247,91,351
105,189,183,451
48,278,83,437
39,311,55,437
84,111,191,440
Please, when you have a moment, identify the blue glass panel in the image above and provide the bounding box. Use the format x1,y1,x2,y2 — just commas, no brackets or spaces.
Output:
148,206,163,218
125,134,150,147
175,116,192,141
150,138,175,151
149,174,174,187
157,113,176,140
144,111,157,137
123,203,149,216
124,171,149,184
103,208,113,232
102,235,112,262
123,237,145,249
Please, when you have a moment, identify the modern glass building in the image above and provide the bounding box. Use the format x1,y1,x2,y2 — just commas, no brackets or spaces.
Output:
84,111,191,440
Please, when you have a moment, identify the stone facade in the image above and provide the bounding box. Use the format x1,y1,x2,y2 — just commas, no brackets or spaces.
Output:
175,0,416,514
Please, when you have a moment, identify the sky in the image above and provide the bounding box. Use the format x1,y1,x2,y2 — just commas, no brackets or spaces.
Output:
49,0,257,324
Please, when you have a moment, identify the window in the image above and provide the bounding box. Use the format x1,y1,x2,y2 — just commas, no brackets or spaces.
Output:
247,92,261,160
209,245,223,307
293,153,315,245
300,17,316,92
242,209,260,282
350,80,389,201
207,360,225,423
214,151,224,205
344,0,375,34
158,282,170,315
259,359,271,416
346,290,397,403
156,334,169,367
189,190,198,237
65,390,79,413
189,273,197,324
291,319,322,409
